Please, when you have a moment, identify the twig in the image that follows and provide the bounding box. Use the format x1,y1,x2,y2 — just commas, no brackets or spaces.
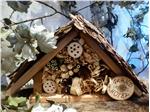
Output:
127,41,137,62
77,1,98,12
41,18,44,25
9,10,15,19
1,104,9,111
139,39,146,55
130,57,141,60
137,61,149,75
30,20,34,27
110,30,113,46
11,13,56,26
107,7,113,46
140,24,149,28
127,52,133,62
9,1,71,26
126,8,134,24
9,1,100,27
37,1,70,19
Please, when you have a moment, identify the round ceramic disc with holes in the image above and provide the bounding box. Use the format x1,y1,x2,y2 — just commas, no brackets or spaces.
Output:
43,80,57,94
67,42,83,58
107,76,134,100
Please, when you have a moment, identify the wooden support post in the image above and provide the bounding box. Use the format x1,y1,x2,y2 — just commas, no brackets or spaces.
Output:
6,29,78,96
33,69,43,94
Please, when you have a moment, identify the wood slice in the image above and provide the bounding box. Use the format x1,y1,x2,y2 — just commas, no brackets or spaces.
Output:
43,80,57,94
107,76,134,100
67,42,83,58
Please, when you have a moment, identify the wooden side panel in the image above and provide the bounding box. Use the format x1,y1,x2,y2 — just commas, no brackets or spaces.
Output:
80,32,123,75
6,30,78,96
33,69,43,94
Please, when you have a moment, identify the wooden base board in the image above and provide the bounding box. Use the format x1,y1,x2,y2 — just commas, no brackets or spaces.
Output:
29,94,112,103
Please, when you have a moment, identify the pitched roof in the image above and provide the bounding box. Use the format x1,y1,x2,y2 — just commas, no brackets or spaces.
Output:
56,14,148,93
7,14,148,95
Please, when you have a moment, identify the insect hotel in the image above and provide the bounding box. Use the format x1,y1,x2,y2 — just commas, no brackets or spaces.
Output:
6,14,148,103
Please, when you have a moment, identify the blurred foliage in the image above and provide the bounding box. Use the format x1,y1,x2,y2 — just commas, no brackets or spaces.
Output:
6,96,27,108
7,1,32,13
124,28,136,40
59,1,77,15
129,44,139,52
1,96,27,111
122,1,149,73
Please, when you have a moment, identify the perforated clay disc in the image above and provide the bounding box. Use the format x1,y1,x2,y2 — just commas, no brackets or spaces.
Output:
107,76,134,100
67,42,83,58
43,80,57,94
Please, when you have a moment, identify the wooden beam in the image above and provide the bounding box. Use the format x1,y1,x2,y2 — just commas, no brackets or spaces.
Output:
29,94,112,103
6,29,78,96
80,32,123,75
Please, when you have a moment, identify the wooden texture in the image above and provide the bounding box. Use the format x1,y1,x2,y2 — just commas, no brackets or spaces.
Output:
134,85,143,97
6,29,78,96
29,94,148,112
7,53,45,89
107,76,134,100
33,69,43,94
29,94,112,103
55,14,147,93
6,14,148,96
63,97,148,112
80,32,144,96
80,32,122,75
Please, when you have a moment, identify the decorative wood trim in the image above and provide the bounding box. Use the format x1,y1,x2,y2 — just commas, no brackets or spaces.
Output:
6,29,78,96
80,32,122,75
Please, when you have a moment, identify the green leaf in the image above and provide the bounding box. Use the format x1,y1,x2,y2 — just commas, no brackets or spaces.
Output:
6,96,27,108
130,64,136,69
144,35,149,41
15,97,26,105
3,18,12,25
125,28,136,39
7,96,18,107
129,44,139,52
146,52,149,59
7,1,32,13
119,1,136,9
35,93,40,103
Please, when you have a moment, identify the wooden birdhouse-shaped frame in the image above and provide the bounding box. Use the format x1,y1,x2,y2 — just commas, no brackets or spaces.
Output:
6,14,148,103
